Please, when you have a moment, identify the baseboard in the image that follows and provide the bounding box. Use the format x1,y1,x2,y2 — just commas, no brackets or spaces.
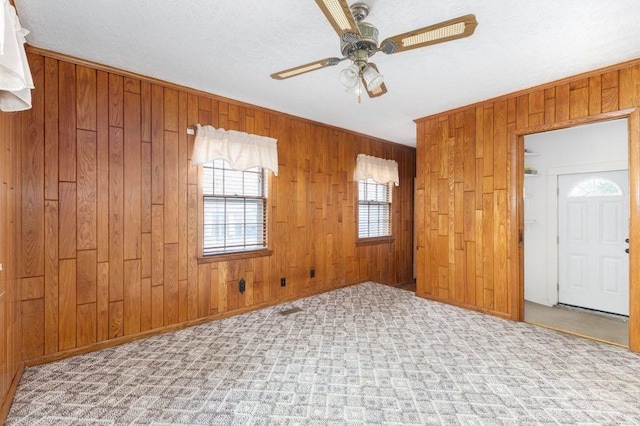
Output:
0,361,24,424
415,291,514,321
25,280,362,367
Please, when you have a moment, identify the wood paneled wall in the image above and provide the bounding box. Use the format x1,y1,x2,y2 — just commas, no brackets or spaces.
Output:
18,51,416,361
0,109,22,415
415,59,640,349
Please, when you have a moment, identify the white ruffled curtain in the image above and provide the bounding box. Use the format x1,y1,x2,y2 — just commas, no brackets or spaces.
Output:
191,124,279,175
0,0,33,112
354,154,399,186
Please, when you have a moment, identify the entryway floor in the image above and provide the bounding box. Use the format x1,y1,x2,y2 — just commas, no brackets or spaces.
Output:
525,300,629,347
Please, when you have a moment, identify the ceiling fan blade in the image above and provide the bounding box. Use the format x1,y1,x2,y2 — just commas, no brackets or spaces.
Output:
314,0,361,41
379,14,477,55
361,63,388,98
270,57,343,80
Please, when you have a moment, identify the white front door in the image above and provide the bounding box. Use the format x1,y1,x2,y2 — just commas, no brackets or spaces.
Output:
558,170,629,316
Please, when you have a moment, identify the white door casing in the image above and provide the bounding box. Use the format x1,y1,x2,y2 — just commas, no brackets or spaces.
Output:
558,170,629,315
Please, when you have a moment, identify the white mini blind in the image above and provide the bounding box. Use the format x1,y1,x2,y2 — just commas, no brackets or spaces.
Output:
353,154,399,186
0,0,33,112
201,159,267,255
191,124,279,176
358,178,391,238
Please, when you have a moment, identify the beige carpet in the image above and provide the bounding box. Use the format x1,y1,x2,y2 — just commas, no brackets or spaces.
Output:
8,283,640,425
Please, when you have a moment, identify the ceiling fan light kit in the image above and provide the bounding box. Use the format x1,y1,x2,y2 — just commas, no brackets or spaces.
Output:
271,1,478,101
362,64,383,91
339,63,360,88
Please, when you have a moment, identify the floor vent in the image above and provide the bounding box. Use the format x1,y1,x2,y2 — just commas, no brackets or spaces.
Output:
279,307,302,316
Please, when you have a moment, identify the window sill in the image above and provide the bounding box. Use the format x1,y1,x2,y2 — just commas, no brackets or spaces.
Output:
356,237,395,247
198,249,273,264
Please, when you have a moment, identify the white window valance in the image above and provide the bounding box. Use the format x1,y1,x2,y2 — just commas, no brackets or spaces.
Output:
354,154,399,186
191,124,279,176
0,0,33,112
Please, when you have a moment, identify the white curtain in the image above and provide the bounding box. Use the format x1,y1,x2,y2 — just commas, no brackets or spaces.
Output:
0,0,33,112
354,153,399,186
191,124,279,175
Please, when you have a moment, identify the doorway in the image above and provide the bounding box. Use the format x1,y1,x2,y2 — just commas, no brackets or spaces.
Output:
522,119,629,346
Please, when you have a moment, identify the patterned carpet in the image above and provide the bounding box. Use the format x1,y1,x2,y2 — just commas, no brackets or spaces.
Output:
7,282,640,425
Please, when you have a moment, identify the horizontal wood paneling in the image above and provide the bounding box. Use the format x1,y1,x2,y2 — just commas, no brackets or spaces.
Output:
18,53,416,361
415,59,640,351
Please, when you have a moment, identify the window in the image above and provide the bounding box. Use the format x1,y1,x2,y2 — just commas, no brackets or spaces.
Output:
201,159,267,255
358,178,392,239
568,178,623,198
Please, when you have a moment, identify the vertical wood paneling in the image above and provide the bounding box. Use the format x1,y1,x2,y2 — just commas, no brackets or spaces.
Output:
58,259,76,351
76,66,97,131
58,183,76,260
76,130,97,250
164,131,179,244
15,52,416,365
43,200,59,354
108,74,123,128
96,71,109,263
415,57,640,344
123,260,141,335
164,243,179,325
108,127,124,301
96,262,109,342
76,250,96,305
76,303,97,347
109,301,123,339
59,61,76,182
151,85,164,204
0,98,22,407
44,58,59,201
123,92,141,260
21,53,45,278
21,299,44,359
151,205,164,287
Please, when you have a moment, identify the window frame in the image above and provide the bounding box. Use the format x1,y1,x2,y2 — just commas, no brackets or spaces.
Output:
356,177,394,245
197,160,272,262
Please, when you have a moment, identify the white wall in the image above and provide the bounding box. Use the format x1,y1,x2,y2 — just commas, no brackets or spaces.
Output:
524,119,628,306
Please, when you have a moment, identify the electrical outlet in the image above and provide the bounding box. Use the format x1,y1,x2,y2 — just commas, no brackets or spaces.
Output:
280,277,286,287
239,278,246,294
310,268,315,278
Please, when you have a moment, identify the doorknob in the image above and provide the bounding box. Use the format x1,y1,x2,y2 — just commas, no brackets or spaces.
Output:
625,248,629,254
625,238,629,243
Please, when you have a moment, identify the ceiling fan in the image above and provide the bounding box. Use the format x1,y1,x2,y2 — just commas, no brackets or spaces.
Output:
271,0,477,101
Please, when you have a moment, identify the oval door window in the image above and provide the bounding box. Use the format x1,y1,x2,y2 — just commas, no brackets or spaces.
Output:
568,177,623,198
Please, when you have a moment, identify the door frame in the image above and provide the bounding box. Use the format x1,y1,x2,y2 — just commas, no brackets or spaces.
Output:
514,108,640,351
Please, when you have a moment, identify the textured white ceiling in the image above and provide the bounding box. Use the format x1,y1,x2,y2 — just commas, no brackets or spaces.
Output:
13,0,640,147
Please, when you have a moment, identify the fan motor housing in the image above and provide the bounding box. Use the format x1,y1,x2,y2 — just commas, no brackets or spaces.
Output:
340,22,379,57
